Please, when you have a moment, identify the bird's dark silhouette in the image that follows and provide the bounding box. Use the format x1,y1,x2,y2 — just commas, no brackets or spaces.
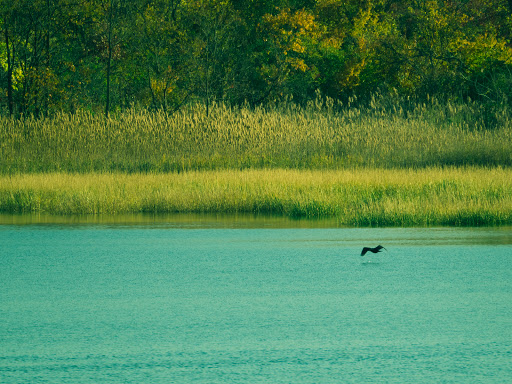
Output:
361,245,387,256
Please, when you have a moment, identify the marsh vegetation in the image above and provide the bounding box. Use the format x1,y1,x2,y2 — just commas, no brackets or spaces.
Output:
1,94,511,173
2,168,511,226
2,93,511,225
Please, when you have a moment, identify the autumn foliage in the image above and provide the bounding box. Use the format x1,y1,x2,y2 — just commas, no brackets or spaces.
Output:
1,0,511,116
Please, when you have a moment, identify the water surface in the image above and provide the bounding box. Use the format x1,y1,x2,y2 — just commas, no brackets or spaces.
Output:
1,218,511,383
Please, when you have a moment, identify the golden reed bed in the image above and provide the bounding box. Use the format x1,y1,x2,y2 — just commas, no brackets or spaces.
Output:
1,168,511,226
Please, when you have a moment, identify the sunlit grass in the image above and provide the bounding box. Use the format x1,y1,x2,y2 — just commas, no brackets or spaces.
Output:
1,168,511,226
2,94,511,225
1,94,511,173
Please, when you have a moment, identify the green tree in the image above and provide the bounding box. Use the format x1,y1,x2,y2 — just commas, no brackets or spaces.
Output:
133,0,192,112
183,0,248,113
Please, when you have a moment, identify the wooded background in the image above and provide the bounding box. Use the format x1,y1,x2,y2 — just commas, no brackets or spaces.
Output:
1,0,511,117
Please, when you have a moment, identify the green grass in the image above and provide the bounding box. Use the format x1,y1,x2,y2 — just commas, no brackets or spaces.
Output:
1,168,511,226
1,94,511,173
2,95,511,225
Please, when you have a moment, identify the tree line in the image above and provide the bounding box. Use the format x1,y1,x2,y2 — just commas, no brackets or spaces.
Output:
1,0,511,117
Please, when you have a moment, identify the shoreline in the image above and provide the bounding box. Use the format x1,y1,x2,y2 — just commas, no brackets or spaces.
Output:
1,212,512,229
1,168,511,226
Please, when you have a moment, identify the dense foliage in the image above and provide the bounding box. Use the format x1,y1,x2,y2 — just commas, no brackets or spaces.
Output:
1,0,512,117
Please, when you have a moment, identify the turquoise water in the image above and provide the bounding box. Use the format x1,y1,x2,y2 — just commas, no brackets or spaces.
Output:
1,220,511,383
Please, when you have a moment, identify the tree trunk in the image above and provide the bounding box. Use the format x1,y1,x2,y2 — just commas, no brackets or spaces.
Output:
4,26,14,116
105,0,114,118
45,0,51,116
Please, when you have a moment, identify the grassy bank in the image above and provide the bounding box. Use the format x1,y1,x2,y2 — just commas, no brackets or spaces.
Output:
1,168,511,226
1,95,511,173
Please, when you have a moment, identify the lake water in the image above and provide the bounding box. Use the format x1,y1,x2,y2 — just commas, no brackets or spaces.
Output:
1,217,511,383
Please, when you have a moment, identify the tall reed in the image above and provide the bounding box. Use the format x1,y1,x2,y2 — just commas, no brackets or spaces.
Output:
1,94,511,173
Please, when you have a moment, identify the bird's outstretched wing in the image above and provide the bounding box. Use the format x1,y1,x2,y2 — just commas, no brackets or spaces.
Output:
361,245,387,256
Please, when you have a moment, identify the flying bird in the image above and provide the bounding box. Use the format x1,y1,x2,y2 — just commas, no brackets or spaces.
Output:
361,245,387,256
